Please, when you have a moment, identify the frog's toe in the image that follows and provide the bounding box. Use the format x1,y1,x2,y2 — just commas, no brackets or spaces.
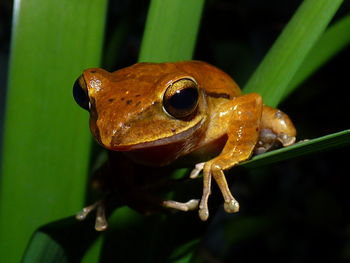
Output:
76,202,99,221
254,128,277,154
162,199,200,211
185,199,200,210
95,203,108,231
255,129,296,154
198,207,209,221
189,162,205,179
224,199,240,213
76,200,108,231
277,133,296,146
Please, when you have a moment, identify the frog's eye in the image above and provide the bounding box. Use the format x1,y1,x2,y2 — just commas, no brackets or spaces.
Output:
73,76,90,110
163,78,199,119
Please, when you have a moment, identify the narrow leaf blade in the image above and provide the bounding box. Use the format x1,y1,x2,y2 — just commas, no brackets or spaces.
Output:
138,0,205,62
0,0,107,262
243,130,350,168
287,14,350,95
243,0,343,107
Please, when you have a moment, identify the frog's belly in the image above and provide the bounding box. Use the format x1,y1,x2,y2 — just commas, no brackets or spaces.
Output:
122,129,227,167
123,134,226,167
184,134,227,163
123,139,191,166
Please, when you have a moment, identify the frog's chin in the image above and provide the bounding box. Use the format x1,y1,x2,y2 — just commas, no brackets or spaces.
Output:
108,118,205,151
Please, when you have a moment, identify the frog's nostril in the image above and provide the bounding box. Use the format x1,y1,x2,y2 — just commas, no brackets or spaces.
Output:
73,76,90,110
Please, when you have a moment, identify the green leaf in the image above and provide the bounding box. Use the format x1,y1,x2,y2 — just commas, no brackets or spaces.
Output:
22,232,67,263
243,130,350,168
287,14,350,96
22,216,100,263
138,0,205,62
168,239,199,263
243,0,343,107
0,0,107,262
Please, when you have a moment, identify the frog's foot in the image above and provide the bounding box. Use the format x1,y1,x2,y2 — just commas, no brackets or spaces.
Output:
76,200,108,231
189,162,205,179
255,128,296,155
255,128,278,154
277,132,296,146
162,199,200,211
199,160,240,221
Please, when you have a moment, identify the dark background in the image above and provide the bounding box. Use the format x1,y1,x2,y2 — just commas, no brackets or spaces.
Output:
1,0,350,262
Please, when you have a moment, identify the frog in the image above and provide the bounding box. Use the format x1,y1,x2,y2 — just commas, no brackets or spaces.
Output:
73,61,296,231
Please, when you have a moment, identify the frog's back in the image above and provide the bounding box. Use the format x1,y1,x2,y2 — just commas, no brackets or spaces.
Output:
110,61,241,99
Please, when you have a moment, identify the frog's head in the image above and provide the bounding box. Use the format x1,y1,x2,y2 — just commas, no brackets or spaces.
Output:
73,63,208,151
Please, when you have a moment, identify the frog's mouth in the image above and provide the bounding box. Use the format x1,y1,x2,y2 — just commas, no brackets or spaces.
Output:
109,118,205,151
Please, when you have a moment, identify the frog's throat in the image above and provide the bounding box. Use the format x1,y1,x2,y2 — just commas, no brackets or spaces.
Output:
111,118,206,151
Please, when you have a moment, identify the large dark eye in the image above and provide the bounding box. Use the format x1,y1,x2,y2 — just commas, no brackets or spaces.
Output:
73,76,89,110
163,78,199,119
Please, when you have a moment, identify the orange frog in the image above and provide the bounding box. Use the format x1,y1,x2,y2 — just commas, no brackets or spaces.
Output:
73,61,296,230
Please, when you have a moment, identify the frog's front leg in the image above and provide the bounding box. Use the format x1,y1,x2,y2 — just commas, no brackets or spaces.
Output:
199,93,263,221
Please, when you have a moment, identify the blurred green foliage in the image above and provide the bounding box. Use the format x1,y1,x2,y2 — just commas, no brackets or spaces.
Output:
0,0,107,262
